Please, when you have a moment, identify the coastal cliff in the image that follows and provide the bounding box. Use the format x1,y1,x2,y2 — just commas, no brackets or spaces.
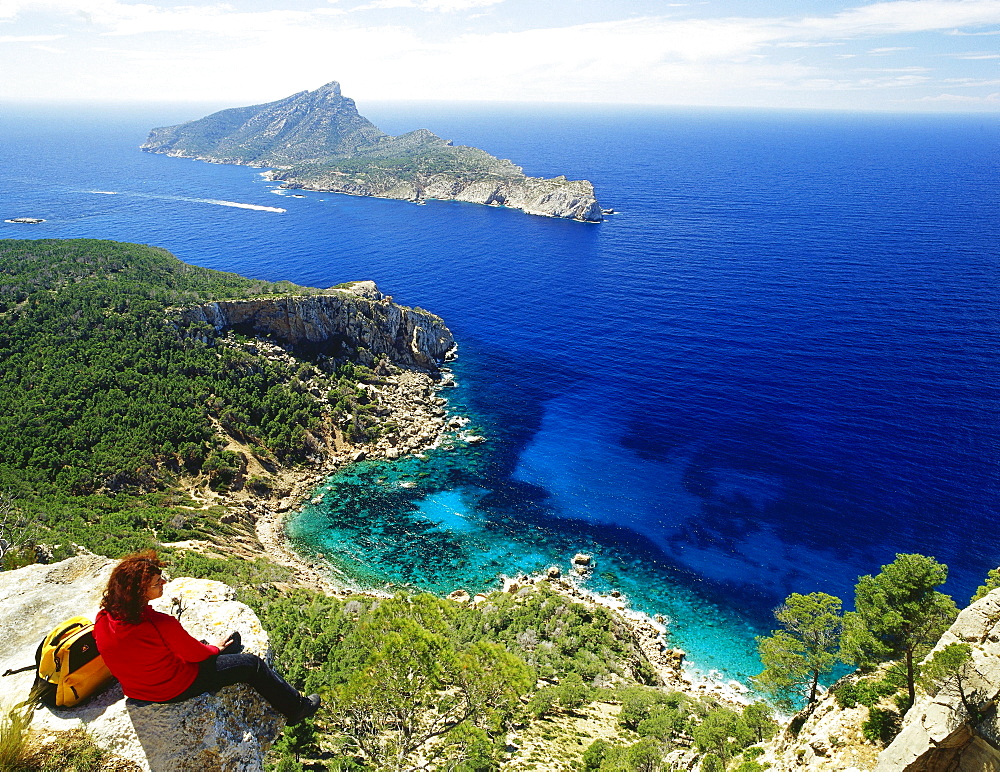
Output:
267,167,603,222
875,588,1000,771
176,280,456,370
141,81,603,222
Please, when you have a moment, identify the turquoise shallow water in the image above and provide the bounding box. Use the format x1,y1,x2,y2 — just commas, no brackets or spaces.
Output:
287,357,782,684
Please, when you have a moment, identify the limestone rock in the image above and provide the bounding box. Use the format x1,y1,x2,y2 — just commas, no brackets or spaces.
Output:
447,590,471,604
757,693,879,772
875,588,1000,771
0,556,282,772
178,283,455,371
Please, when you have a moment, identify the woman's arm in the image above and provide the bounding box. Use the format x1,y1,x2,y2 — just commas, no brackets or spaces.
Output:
150,609,221,662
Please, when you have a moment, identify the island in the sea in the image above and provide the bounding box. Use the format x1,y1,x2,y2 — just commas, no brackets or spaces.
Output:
141,81,603,222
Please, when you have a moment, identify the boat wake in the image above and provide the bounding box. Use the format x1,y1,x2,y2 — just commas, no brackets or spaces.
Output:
90,189,286,213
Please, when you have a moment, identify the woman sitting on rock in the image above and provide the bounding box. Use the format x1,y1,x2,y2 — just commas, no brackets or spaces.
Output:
93,550,320,725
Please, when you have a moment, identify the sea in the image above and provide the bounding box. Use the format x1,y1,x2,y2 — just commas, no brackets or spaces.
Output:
2,102,998,686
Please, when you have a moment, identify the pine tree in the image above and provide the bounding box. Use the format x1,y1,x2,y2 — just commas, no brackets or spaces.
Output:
841,553,958,709
754,592,843,709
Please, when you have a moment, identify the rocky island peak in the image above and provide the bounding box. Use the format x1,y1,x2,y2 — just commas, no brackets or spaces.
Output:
141,81,603,222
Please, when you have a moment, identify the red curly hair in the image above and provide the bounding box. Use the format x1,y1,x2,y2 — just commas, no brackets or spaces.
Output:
101,550,167,624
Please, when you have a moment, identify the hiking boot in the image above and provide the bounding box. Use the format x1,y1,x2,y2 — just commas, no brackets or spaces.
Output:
287,694,321,726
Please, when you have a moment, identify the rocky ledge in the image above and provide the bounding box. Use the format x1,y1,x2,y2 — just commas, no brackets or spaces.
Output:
176,280,455,370
0,556,283,771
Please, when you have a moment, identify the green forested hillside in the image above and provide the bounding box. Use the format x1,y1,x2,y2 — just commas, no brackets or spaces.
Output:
0,239,338,556
0,239,324,488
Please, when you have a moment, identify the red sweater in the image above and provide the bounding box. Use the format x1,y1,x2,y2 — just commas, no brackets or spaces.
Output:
94,606,220,701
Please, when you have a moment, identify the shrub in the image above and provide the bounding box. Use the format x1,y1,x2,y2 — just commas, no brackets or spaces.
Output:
557,672,591,710
528,687,558,719
582,739,611,771
834,676,898,709
862,707,901,745
618,687,660,730
625,737,662,772
701,754,725,772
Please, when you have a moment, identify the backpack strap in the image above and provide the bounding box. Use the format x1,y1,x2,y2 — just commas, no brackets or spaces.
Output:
1,664,36,677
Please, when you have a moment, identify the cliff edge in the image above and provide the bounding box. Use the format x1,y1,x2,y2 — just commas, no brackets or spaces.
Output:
0,556,283,772
176,280,456,370
141,81,603,222
875,588,1000,771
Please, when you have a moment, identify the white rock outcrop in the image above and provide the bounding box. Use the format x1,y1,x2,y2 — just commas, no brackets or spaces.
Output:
177,282,456,370
0,556,283,772
875,588,1000,771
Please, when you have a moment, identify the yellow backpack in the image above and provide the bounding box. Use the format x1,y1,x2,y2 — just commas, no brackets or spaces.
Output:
2,616,115,708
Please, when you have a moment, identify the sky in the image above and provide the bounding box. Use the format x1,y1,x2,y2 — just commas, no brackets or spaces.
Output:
1,0,998,111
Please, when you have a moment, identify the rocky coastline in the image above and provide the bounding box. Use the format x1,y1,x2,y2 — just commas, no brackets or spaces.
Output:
164,279,749,709
141,81,604,223
265,168,604,223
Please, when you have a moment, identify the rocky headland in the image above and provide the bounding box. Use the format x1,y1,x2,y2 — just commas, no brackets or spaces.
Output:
176,279,455,371
141,82,603,222
166,280,463,593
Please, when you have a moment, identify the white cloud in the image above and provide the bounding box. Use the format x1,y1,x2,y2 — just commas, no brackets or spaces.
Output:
941,76,1000,84
355,0,504,11
916,90,1000,101
1,0,999,108
796,0,1000,36
0,34,64,43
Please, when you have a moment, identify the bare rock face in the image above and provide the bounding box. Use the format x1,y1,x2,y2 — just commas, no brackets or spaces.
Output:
0,556,282,772
178,281,456,370
277,168,604,222
874,589,1000,771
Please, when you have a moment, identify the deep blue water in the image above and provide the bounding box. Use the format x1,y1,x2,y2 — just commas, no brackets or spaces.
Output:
2,102,998,684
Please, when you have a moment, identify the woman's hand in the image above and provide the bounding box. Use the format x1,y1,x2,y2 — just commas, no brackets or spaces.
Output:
214,632,235,651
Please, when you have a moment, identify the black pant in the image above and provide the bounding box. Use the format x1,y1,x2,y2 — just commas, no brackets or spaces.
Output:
165,653,304,719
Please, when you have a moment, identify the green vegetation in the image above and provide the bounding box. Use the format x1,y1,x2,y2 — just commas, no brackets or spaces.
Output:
754,592,843,709
0,239,391,557
971,567,1000,603
842,553,958,709
0,706,111,772
0,708,32,771
225,581,658,768
861,707,901,745
919,643,977,719
833,668,905,710
285,141,521,189
0,239,319,487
